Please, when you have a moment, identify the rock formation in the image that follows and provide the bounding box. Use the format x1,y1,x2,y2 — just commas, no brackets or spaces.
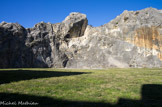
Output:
0,8,162,68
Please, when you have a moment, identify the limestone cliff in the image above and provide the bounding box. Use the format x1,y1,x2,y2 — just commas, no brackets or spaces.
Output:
0,8,162,68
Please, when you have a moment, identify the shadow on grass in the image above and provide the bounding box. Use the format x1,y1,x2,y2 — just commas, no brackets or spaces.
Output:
116,84,162,107
0,84,162,106
0,70,89,84
0,92,113,106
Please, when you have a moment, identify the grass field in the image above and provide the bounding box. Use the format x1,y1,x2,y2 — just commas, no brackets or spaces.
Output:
0,68,162,106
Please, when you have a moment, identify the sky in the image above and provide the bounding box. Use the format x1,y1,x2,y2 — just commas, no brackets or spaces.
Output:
0,0,162,28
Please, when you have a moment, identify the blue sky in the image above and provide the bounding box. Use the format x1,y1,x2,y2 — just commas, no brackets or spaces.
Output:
0,0,162,28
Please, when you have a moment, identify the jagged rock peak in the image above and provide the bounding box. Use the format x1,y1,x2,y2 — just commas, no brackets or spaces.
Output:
61,12,88,38
0,21,26,36
63,12,87,23
104,7,162,29
121,7,160,15
142,7,159,11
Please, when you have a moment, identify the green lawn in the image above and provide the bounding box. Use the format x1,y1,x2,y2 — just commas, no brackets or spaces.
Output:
0,68,162,106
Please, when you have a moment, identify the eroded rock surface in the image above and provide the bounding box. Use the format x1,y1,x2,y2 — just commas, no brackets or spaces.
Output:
0,8,162,68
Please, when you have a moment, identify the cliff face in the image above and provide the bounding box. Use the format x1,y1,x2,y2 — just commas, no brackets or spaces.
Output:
0,8,162,68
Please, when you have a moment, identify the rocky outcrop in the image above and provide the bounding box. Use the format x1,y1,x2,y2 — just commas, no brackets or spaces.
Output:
0,8,162,68
0,12,88,68
65,8,162,68
0,22,33,68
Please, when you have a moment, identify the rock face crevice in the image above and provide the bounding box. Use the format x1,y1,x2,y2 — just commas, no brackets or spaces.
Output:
0,8,162,68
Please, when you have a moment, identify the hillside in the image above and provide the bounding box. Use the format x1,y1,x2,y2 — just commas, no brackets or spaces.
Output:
0,7,162,68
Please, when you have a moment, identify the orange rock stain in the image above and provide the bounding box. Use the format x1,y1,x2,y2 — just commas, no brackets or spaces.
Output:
126,26,162,60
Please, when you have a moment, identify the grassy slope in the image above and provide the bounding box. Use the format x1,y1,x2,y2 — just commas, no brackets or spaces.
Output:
0,68,162,106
